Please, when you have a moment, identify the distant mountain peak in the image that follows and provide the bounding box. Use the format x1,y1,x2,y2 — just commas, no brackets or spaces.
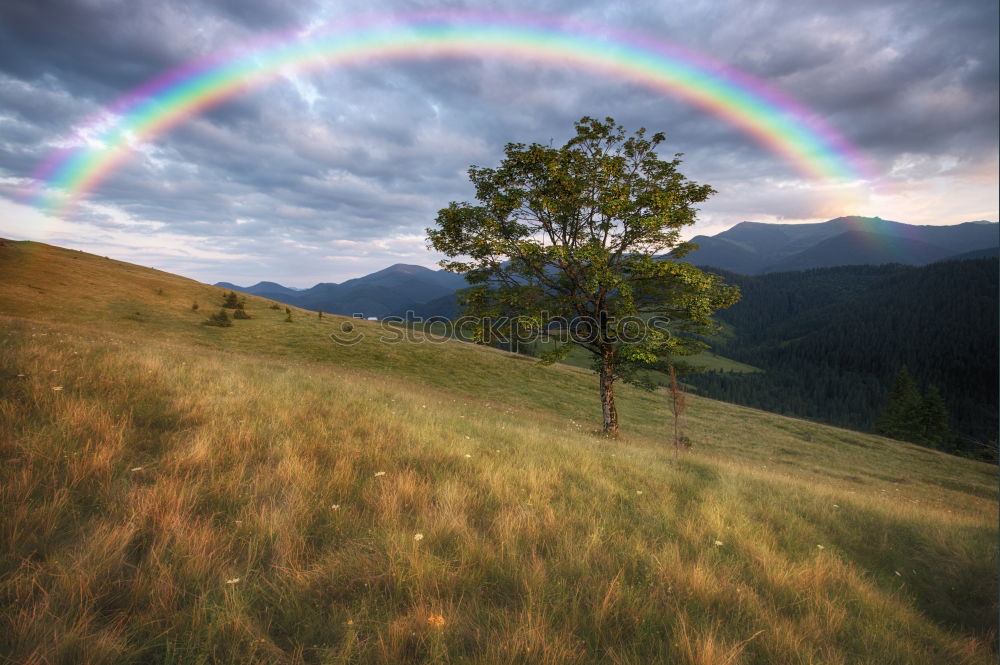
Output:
684,217,999,274
376,263,436,275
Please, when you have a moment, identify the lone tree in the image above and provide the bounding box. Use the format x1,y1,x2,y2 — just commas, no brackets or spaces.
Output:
428,116,739,436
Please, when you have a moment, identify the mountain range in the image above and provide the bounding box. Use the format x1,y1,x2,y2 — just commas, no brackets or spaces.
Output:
217,217,998,317
217,263,467,318
679,216,998,274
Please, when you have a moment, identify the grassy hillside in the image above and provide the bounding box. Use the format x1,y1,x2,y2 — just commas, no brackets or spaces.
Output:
1,239,996,664
411,319,759,381
518,336,759,381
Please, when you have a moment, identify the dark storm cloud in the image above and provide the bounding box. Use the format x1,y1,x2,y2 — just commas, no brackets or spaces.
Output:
0,0,319,92
1,2,204,97
566,0,998,163
701,0,998,159
0,0,995,283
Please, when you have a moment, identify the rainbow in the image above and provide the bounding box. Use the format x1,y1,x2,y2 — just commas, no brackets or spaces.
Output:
27,11,873,215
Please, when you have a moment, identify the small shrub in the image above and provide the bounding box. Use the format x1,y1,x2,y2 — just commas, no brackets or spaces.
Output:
270,303,281,310
204,309,232,327
223,291,239,309
191,302,199,311
284,311,293,323
668,365,690,456
318,310,323,319
155,288,165,296
233,304,251,320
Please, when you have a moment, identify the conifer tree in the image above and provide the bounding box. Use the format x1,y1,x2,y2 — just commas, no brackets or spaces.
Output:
917,385,951,449
876,366,921,441
233,302,251,320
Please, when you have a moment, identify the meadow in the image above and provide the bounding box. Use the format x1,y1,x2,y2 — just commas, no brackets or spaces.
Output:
0,240,996,664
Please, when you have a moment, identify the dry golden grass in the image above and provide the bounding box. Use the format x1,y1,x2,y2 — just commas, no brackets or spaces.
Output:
0,239,996,664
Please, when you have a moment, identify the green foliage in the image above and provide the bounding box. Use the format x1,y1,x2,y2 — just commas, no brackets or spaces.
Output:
223,291,239,309
428,116,739,434
284,311,293,323
204,308,232,327
270,303,282,310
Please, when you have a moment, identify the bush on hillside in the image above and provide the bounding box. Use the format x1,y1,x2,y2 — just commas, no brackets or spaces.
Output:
204,309,232,327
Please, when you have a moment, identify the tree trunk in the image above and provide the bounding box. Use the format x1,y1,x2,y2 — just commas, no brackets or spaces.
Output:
599,347,619,437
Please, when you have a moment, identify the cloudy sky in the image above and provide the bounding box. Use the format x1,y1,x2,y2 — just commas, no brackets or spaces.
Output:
0,0,996,286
